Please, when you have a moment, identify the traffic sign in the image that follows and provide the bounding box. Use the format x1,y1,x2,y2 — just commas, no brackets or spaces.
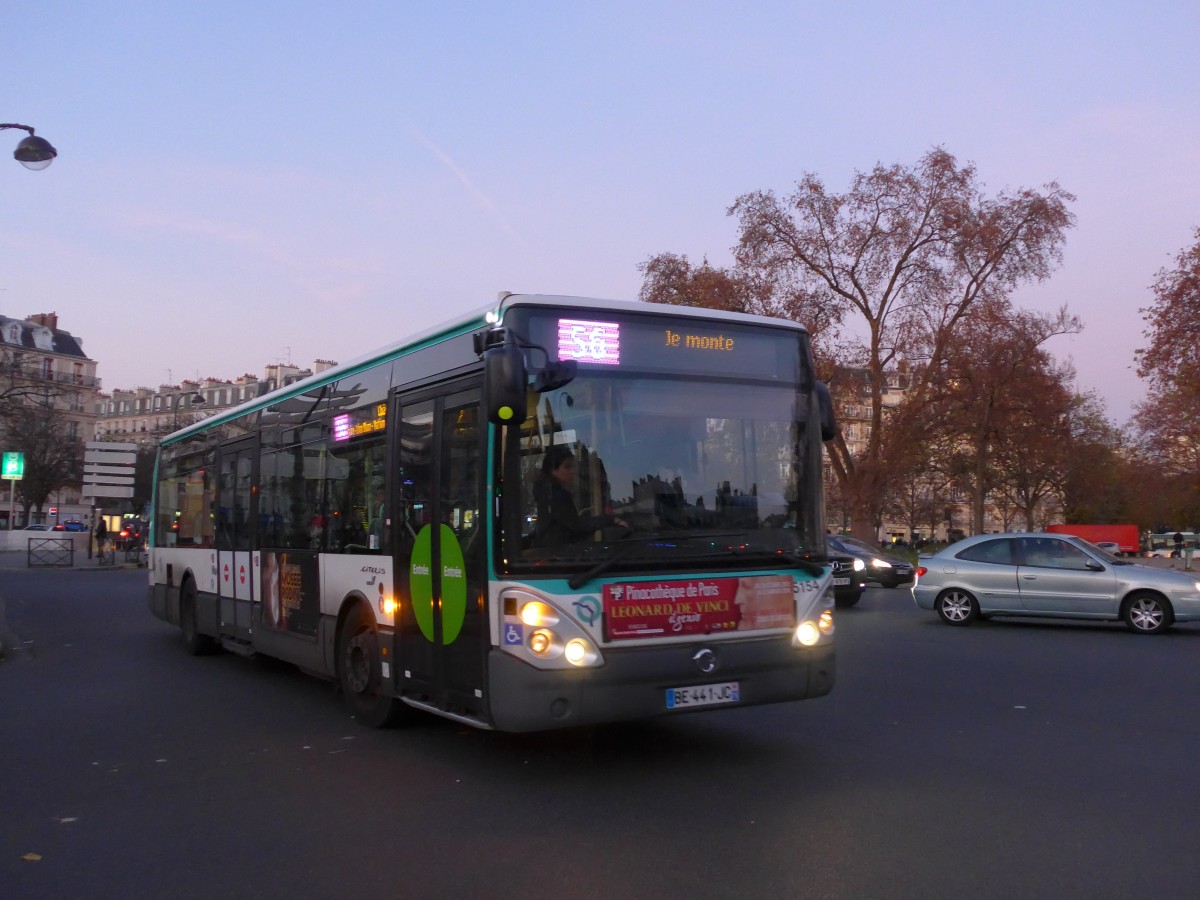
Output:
2,451,24,480
81,441,136,499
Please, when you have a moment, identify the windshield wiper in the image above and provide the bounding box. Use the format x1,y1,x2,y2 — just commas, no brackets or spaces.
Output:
778,550,827,577
567,541,647,590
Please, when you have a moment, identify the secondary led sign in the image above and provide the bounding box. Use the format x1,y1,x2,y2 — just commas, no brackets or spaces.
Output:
333,404,387,442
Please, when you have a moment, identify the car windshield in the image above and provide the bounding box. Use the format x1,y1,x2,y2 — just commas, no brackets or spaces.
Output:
1076,538,1134,565
835,536,880,553
502,371,825,578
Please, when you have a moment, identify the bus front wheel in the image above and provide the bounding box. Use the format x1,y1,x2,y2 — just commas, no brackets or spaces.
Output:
337,604,404,728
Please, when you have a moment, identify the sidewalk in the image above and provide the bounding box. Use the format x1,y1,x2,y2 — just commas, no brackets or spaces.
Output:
0,547,145,571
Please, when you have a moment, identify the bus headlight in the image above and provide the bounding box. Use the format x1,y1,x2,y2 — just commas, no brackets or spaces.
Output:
529,628,558,657
794,610,834,647
794,621,821,647
520,600,559,627
564,638,598,667
500,587,605,669
819,609,834,635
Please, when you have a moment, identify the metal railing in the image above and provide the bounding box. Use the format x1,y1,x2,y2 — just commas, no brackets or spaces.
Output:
27,536,74,568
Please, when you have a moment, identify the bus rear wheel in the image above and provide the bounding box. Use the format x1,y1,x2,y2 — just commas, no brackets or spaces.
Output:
180,579,216,656
337,605,404,728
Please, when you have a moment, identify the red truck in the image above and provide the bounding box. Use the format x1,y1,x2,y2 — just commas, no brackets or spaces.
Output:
1044,523,1140,555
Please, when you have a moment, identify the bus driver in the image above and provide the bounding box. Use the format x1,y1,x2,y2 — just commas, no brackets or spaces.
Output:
533,446,627,548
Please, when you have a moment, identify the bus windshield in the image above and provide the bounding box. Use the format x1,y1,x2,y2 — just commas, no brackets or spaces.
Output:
502,370,823,577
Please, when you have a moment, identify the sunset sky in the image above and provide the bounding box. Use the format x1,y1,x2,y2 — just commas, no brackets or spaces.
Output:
4,1,1198,424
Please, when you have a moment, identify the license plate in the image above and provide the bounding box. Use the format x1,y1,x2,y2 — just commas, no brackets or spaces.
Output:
833,577,850,586
665,681,740,709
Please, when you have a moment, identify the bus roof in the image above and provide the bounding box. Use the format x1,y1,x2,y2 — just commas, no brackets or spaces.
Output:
161,292,811,446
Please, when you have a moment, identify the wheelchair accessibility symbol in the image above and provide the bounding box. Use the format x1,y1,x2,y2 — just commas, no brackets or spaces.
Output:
504,623,523,645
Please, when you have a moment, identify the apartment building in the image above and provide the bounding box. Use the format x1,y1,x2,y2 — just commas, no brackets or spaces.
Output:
0,312,101,527
96,360,339,442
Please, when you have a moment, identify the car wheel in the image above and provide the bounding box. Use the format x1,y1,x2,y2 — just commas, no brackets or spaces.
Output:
835,588,863,608
1123,591,1173,634
935,588,979,625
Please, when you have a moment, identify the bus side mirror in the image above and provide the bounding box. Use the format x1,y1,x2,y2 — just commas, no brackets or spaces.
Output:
483,341,528,425
533,359,577,393
815,381,837,442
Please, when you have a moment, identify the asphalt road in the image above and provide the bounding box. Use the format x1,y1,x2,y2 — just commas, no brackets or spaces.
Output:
2,570,1199,899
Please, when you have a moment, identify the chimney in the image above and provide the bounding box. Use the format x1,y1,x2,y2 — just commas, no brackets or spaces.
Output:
27,312,59,330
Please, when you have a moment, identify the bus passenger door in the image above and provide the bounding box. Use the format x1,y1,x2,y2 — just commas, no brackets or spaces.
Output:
216,439,256,643
393,381,487,721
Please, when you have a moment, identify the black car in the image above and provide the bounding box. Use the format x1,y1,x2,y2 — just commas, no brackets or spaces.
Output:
826,534,915,589
825,540,867,607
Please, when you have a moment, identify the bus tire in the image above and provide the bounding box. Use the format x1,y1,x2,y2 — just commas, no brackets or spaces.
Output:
337,604,404,728
180,578,216,656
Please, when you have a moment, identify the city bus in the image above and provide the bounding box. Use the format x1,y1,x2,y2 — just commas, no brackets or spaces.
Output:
148,293,838,731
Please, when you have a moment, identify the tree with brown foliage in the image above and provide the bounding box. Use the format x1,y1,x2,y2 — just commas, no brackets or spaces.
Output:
1056,393,1131,525
1133,228,1200,475
923,300,1081,532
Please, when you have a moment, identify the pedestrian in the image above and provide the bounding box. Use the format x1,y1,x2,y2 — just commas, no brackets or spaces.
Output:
95,519,108,560
1173,531,1184,559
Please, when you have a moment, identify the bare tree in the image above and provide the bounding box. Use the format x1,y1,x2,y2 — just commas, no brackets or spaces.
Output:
726,148,1075,536
6,399,83,519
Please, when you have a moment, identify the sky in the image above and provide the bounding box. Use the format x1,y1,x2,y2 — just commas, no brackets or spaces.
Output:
3,1,1198,426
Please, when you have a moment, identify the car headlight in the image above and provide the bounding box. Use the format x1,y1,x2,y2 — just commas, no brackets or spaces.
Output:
852,558,865,571
871,558,893,568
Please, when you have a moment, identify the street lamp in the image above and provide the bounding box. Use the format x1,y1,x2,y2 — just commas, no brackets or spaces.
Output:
2,123,57,171
172,391,206,429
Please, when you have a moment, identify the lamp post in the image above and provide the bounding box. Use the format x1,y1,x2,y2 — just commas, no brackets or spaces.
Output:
1,123,57,170
171,391,206,430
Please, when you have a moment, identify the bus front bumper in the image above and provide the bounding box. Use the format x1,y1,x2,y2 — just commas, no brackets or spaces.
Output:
485,637,834,732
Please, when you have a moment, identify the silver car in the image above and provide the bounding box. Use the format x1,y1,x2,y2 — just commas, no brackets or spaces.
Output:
912,532,1200,634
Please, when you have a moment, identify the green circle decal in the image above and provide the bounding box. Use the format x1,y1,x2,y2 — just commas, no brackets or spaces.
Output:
409,523,468,645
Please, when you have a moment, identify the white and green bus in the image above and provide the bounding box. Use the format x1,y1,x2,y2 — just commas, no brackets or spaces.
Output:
148,293,838,731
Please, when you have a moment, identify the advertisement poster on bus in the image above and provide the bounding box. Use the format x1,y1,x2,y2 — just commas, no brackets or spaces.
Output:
603,574,794,640
261,550,321,637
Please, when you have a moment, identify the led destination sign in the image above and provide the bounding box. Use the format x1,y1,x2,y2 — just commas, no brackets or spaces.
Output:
522,310,803,382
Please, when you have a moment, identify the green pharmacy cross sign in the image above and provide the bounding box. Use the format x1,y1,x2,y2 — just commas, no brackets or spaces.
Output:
2,451,24,480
